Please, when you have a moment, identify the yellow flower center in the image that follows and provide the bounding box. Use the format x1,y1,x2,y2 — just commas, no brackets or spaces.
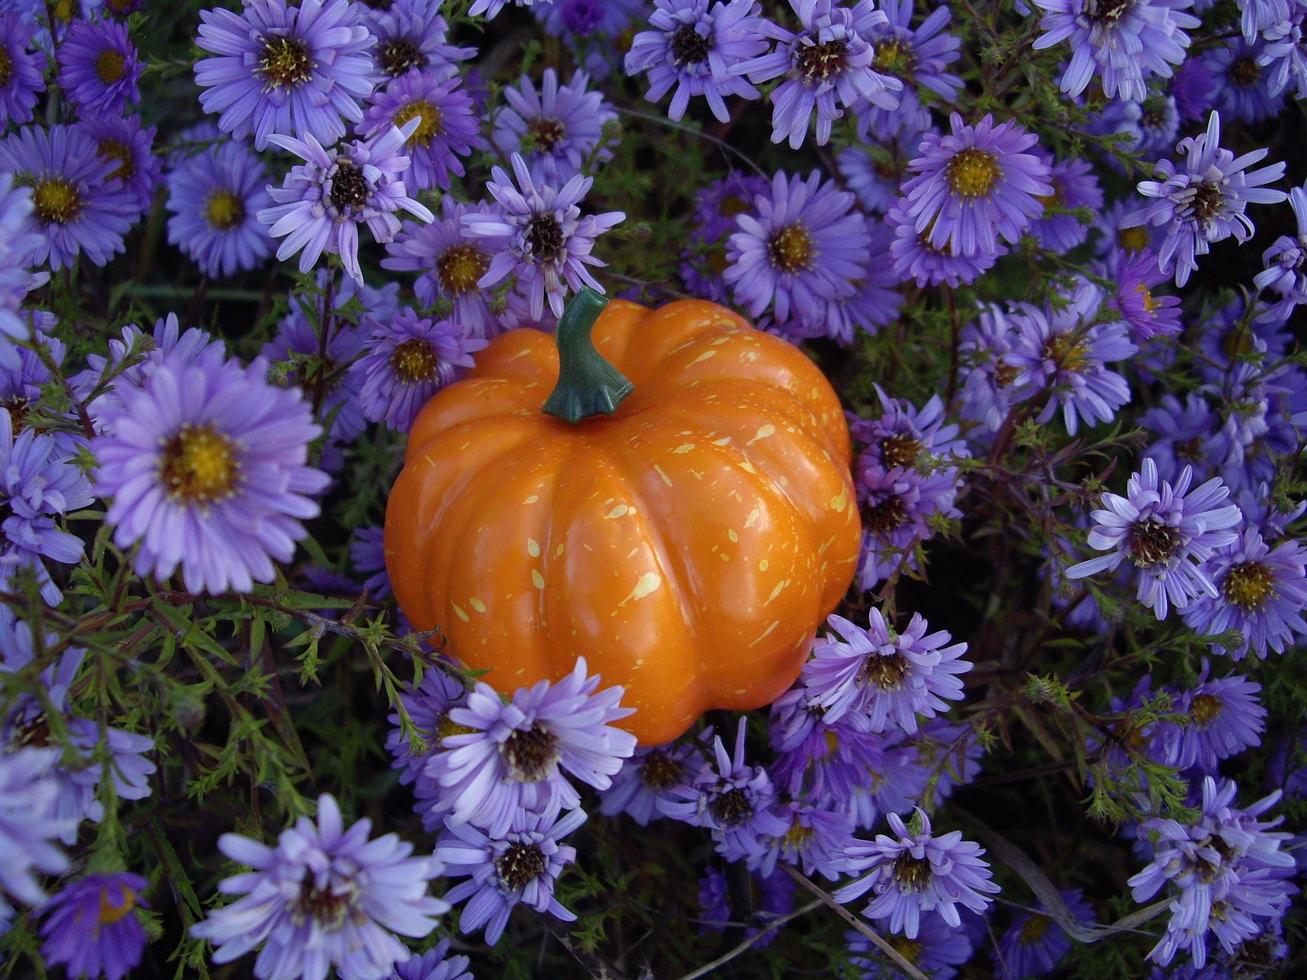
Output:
1223,561,1275,610
720,194,751,218
52,0,76,24
767,224,814,273
98,882,138,929
1189,693,1223,727
1136,282,1161,314
205,189,245,231
783,822,813,847
946,148,1001,198
436,713,476,741
259,36,314,89
437,244,489,295
1043,333,1091,372
1037,179,1063,211
98,139,135,182
393,99,443,147
96,49,127,85
873,39,911,75
33,178,82,224
889,936,922,963
1020,913,1051,943
389,338,439,384
160,425,240,503
1117,226,1149,252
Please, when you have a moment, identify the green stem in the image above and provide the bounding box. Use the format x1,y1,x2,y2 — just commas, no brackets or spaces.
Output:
541,288,634,424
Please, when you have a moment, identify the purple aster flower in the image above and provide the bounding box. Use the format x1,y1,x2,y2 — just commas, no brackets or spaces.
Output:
382,199,503,337
166,139,273,279
79,115,161,217
1094,197,1163,262
659,719,789,861
855,464,961,590
259,121,433,286
836,145,899,214
1029,152,1102,253
680,171,769,302
537,0,647,40
348,525,390,598
842,224,903,341
360,70,483,192
437,805,585,946
1258,3,1307,99
599,742,698,825
1088,92,1182,165
1128,777,1294,968
389,939,472,980
1238,0,1295,41
92,344,330,595
0,333,62,434
470,0,541,18
1031,0,1199,102
1066,458,1243,619
852,385,969,477
0,406,91,604
1206,36,1287,123
1124,110,1287,287
848,911,974,978
1153,667,1265,771
835,808,999,939
191,793,446,979
366,0,474,83
866,0,963,100
40,873,148,980
1111,248,1182,342
0,13,43,127
734,0,902,148
900,113,1053,259
697,866,795,949
1170,53,1218,122
261,302,368,443
351,307,487,432
1005,281,1137,435
194,0,376,151
1255,184,1307,320
56,17,141,116
624,0,769,122
887,199,1002,288
1142,393,1219,483
0,748,69,912
723,169,869,334
803,610,970,733
491,68,616,185
385,667,468,796
1182,525,1307,659
463,155,625,320
430,658,636,838
995,889,1095,979
751,799,854,880
959,304,1020,434
0,124,138,271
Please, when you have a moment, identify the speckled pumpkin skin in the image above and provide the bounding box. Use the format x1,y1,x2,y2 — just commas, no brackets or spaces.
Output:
384,298,860,744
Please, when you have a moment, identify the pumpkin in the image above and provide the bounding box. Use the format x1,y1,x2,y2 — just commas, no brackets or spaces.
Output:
384,289,861,744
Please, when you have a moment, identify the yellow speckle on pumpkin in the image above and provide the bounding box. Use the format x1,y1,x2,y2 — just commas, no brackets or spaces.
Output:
765,580,788,605
727,529,738,543
829,490,848,511
531,570,546,589
527,538,540,557
655,465,673,486
749,620,781,647
673,443,695,454
619,572,662,607
605,504,629,519
555,544,565,556
710,336,731,346
469,597,487,613
524,494,539,504
748,424,775,445
738,460,757,475
713,436,732,446
452,603,470,622
759,559,769,571
745,508,761,529
688,349,717,365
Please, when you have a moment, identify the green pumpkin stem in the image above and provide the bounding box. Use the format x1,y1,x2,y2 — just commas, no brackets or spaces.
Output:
541,288,634,424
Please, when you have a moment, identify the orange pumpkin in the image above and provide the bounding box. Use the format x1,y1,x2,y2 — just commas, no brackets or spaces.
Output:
384,289,860,744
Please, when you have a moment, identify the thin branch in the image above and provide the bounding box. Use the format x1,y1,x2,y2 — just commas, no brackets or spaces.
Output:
676,899,823,980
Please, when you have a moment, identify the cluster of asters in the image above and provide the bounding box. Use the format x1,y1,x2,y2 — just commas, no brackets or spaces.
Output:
0,0,1303,976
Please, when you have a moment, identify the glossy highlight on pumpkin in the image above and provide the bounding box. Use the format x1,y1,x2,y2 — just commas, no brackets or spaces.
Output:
384,298,861,744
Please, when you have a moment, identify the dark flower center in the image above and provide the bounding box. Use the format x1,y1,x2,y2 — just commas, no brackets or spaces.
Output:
389,338,440,384
1019,913,1051,943
865,494,909,533
437,244,490,295
1175,436,1202,463
329,161,369,213
1223,561,1275,610
946,148,1001,198
205,189,245,231
767,224,814,273
11,709,51,748
1,396,30,432
380,39,427,78
496,842,548,890
0,48,13,86
526,117,567,153
292,880,357,931
1190,181,1225,222
859,651,909,689
1230,56,1260,87
892,854,933,892
671,24,711,66
32,178,82,225
96,49,127,85
1140,96,1168,130
160,424,240,503
1126,517,1181,568
105,0,140,13
393,99,443,146
1084,0,1132,23
1043,333,1092,372
794,39,848,83
502,724,561,781
709,787,753,826
259,36,314,89
97,139,135,182
360,0,392,8
639,750,685,790
720,194,751,218
994,362,1019,388
879,433,922,470
526,215,566,262
1189,693,1223,727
